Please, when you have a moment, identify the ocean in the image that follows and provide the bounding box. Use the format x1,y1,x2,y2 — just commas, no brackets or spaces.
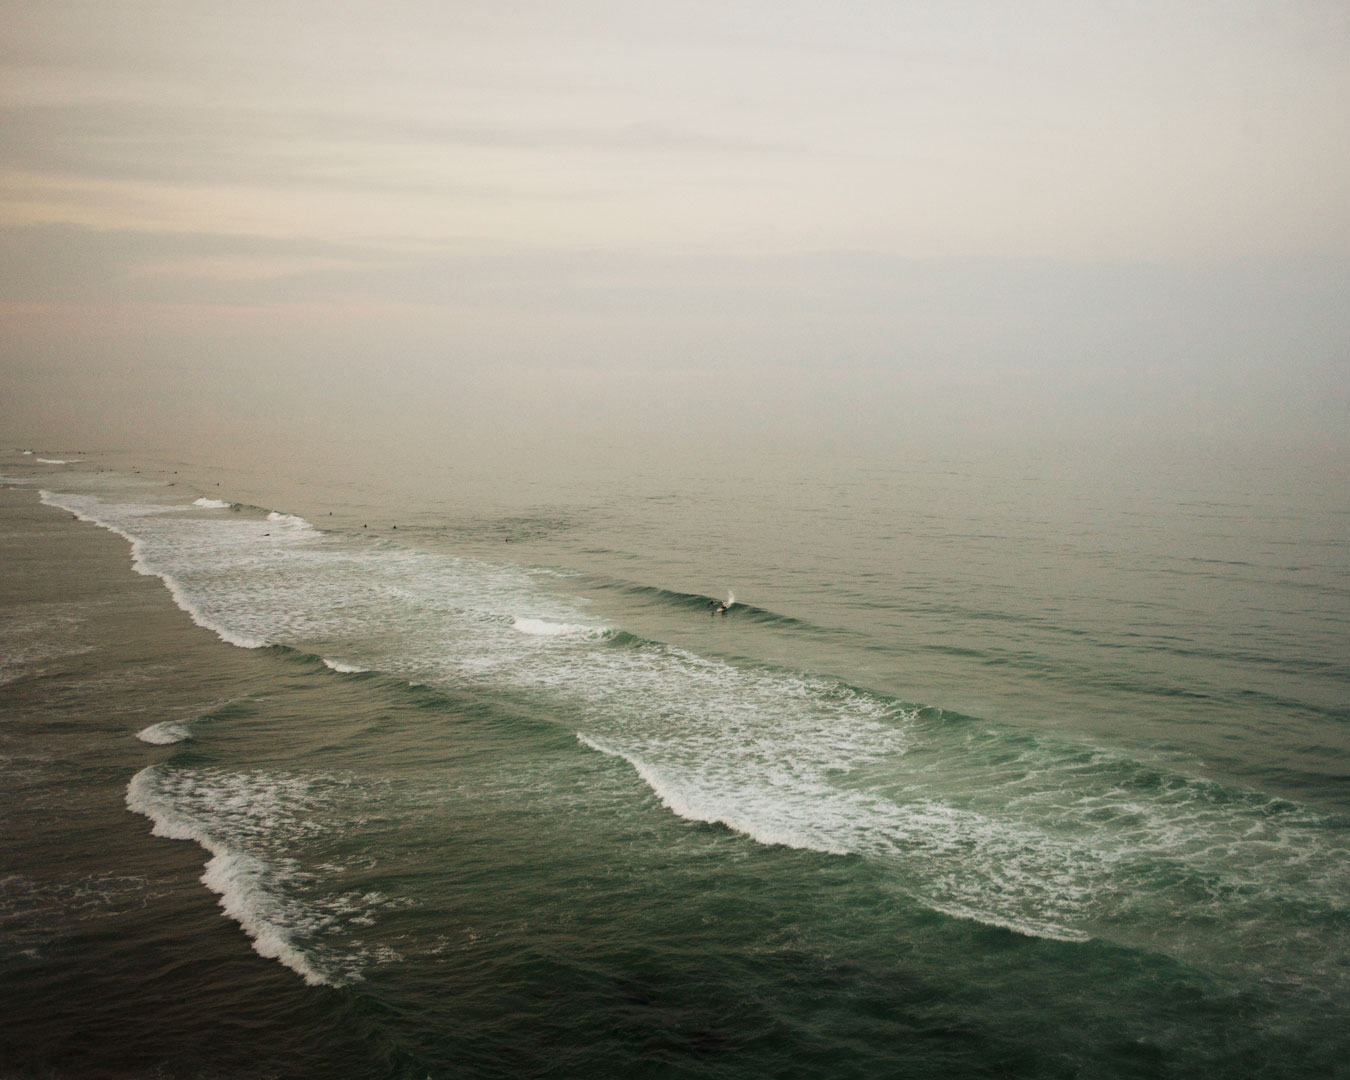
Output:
2,443,1347,1079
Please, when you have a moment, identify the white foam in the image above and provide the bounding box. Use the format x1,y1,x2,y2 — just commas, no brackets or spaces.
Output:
576,728,1097,940
512,616,600,637
200,849,332,986
137,721,193,745
42,488,152,548
36,458,76,464
323,658,368,673
577,733,848,855
40,490,269,649
162,574,269,648
125,766,342,987
193,498,232,509
150,567,269,649
266,510,313,531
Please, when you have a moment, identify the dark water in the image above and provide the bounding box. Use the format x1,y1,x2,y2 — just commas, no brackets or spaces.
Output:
2,446,1347,1078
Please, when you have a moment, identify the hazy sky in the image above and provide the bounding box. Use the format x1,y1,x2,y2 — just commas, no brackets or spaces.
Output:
3,0,1348,461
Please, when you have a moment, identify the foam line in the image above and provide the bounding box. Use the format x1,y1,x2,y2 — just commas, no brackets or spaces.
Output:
126,766,339,987
577,733,851,856
41,490,268,649
512,616,602,637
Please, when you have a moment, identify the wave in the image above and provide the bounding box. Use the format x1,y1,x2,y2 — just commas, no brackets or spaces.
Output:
126,766,340,986
136,721,193,745
579,711,1347,953
193,498,233,509
266,510,314,532
54,483,1350,977
125,765,404,988
584,578,812,630
322,658,369,673
36,458,76,465
42,490,271,649
577,733,851,857
511,616,605,638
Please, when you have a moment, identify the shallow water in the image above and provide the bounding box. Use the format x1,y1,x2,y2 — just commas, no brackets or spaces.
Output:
2,445,1347,1078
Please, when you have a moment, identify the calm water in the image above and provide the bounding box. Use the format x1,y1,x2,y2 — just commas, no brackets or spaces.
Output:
2,444,1347,1078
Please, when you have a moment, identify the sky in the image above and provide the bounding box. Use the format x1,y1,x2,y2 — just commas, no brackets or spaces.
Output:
2,0,1348,464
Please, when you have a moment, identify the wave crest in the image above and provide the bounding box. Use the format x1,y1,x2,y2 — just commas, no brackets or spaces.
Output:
136,721,193,745
512,616,604,638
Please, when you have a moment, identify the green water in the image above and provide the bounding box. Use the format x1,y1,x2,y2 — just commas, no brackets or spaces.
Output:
2,445,1347,1078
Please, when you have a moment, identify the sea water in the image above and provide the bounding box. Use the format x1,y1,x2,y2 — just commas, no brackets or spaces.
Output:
1,445,1346,1078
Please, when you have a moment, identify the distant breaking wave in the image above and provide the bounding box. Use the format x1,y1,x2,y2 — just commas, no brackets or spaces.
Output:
582,578,815,630
322,658,369,673
137,721,193,745
41,490,271,649
266,510,312,531
511,616,605,638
